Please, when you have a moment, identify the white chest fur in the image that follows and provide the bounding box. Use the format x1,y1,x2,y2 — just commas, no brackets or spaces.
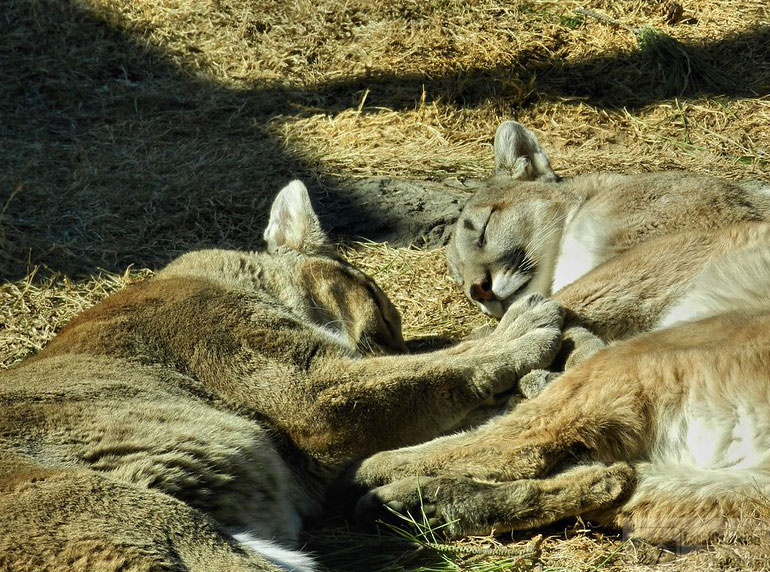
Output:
550,207,613,294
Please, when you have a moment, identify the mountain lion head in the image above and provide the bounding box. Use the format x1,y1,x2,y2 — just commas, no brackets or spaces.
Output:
446,122,561,318
160,180,407,355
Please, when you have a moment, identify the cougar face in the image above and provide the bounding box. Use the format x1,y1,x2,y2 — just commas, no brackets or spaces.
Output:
446,183,565,318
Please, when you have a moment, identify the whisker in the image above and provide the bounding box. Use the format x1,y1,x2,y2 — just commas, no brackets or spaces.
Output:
524,211,566,254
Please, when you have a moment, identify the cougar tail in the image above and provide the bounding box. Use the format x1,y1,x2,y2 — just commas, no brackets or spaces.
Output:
232,533,317,572
615,462,770,546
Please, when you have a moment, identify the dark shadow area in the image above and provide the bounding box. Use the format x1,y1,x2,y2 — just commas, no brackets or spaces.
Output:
533,26,770,106
296,25,770,111
1,0,471,278
405,335,456,353
1,0,768,278
301,511,625,572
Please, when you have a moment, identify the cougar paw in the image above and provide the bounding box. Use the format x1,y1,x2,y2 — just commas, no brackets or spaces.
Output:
518,369,560,398
356,476,449,532
351,447,433,490
473,296,563,397
497,294,564,338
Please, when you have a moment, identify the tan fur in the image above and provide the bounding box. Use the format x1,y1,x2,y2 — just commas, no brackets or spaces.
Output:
0,180,564,571
447,121,770,365
354,235,770,546
551,222,770,366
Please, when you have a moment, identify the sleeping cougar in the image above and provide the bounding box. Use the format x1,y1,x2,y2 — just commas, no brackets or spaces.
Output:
0,181,564,571
355,226,770,545
351,124,770,542
447,121,770,366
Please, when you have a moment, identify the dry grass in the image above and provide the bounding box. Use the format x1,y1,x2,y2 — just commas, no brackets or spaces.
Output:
0,268,151,367
3,0,769,275
343,242,493,342
2,0,770,569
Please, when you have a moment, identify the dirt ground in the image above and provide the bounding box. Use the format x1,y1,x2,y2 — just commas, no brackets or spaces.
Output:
2,0,770,570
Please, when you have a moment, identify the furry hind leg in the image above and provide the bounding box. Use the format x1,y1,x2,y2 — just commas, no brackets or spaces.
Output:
357,462,635,538
616,462,770,546
0,459,295,572
350,351,648,490
348,408,571,490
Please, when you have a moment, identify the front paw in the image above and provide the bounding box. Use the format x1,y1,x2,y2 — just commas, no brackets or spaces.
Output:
355,476,454,535
474,295,564,396
495,294,564,339
351,447,431,490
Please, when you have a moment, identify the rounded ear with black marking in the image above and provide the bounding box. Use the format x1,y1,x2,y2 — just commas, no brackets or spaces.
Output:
263,180,331,254
493,121,558,182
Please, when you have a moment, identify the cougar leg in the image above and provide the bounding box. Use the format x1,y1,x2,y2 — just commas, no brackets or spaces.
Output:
351,350,649,489
0,458,292,572
349,405,574,489
357,462,636,538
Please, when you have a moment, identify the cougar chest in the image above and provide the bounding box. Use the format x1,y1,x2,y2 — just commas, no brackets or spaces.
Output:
551,205,614,293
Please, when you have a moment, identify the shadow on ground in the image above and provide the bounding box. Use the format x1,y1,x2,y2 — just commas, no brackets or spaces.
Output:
1,0,768,277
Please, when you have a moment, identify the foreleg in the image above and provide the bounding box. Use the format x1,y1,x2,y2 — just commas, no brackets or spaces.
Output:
356,462,636,538
297,294,564,465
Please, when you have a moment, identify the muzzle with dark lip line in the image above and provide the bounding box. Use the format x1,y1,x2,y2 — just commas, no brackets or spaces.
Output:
469,278,495,302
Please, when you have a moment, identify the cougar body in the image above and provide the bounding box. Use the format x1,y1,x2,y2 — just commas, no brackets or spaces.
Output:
356,236,770,545
0,181,564,571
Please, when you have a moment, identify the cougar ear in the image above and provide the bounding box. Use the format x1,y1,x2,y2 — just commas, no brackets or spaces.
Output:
493,121,558,182
263,180,330,254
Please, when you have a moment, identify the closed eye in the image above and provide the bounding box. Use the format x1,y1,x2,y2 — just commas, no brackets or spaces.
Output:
477,207,495,248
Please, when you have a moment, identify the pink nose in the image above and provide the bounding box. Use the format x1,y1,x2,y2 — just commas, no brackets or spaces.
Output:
469,278,494,302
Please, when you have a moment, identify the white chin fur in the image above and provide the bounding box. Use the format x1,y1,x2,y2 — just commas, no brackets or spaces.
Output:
476,299,505,318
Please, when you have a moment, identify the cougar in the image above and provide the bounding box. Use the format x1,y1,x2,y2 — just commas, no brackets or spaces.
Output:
0,180,564,572
354,228,770,545
447,121,770,366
